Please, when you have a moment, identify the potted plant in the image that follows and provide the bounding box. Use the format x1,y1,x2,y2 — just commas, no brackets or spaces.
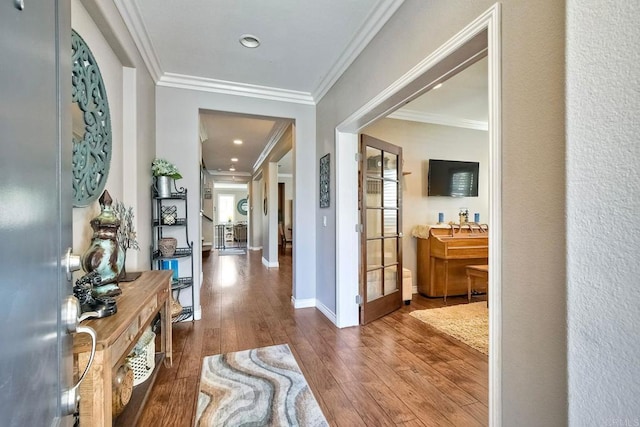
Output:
152,158,182,197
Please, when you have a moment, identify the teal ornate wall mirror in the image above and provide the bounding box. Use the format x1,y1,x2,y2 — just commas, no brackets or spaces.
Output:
71,29,112,207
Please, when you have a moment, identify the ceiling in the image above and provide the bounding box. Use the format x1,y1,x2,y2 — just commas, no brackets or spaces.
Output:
117,1,487,183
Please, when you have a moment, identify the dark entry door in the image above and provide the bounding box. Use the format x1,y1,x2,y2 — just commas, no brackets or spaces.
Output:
0,1,74,425
359,135,403,324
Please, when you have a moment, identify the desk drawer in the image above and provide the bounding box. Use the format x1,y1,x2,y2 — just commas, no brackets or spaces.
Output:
138,295,158,328
111,321,139,366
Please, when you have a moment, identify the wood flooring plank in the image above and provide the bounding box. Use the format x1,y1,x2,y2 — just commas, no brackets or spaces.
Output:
136,381,172,426
160,376,200,427
139,251,488,426
337,381,398,427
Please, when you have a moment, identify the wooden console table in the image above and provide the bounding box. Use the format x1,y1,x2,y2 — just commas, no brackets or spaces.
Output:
73,270,173,427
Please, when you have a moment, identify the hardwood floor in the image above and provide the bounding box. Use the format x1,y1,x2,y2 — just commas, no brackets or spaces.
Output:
139,250,488,426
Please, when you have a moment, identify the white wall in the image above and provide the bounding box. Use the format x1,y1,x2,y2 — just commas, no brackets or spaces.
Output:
155,86,317,313
71,0,155,273
567,1,640,425
363,118,489,286
317,1,566,425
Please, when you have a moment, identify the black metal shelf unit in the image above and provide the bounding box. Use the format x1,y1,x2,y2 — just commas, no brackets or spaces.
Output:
150,183,195,322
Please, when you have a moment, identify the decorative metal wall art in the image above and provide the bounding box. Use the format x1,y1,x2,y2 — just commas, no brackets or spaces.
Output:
72,30,112,207
319,153,330,208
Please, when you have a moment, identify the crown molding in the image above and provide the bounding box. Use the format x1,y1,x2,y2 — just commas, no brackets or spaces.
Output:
113,0,163,82
158,73,315,105
252,121,290,172
278,173,294,179
312,0,405,102
388,109,488,131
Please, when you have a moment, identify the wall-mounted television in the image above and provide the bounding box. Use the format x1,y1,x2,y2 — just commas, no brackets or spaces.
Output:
428,159,479,197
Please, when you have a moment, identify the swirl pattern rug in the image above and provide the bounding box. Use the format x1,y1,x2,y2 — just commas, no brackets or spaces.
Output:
196,344,328,426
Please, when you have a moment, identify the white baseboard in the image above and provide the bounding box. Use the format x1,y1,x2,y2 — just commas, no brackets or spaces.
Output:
413,285,418,294
315,300,337,325
249,246,262,251
262,257,279,268
291,296,316,309
193,306,202,321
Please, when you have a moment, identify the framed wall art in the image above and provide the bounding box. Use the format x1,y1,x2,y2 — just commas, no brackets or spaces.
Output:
319,153,330,208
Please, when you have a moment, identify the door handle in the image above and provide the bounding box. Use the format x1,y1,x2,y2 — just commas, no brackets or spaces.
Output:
64,247,82,281
60,295,99,416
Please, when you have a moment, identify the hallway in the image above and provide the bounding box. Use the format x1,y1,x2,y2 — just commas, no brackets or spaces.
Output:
139,250,488,426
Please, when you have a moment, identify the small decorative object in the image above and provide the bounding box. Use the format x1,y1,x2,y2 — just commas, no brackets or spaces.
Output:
458,208,469,225
474,212,480,223
236,198,248,216
319,153,330,208
112,361,134,417
161,205,177,225
152,158,182,198
82,190,124,297
113,200,141,282
72,30,112,207
438,212,444,223
127,328,156,386
171,296,183,318
73,271,117,318
158,237,177,257
161,259,179,281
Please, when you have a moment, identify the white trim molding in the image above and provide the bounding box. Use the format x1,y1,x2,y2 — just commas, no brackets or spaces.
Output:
158,73,315,105
262,257,279,268
315,299,338,325
291,297,316,309
113,0,163,82
252,121,291,172
388,109,488,131
313,0,405,102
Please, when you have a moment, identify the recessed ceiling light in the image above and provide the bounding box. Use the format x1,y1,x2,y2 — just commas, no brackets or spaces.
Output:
233,139,243,145
239,34,260,48
231,157,238,162
433,83,443,90
229,166,236,172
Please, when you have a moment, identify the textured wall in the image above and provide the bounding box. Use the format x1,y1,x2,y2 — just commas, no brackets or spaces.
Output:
567,1,640,425
317,1,567,424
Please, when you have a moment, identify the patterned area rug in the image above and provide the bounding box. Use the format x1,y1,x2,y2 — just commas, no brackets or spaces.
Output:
196,344,328,427
409,302,488,355
218,248,246,256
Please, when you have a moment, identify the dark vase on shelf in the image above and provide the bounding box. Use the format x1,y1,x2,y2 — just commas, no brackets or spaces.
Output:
82,190,124,297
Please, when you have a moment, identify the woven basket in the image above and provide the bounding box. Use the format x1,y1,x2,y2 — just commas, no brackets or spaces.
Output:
158,237,177,257
127,328,156,386
171,296,183,318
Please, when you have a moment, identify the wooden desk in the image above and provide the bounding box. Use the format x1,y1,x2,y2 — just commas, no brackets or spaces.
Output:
466,264,489,303
418,227,488,300
73,270,173,427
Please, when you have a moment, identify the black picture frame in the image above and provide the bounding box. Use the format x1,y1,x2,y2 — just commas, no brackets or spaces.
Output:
319,153,330,208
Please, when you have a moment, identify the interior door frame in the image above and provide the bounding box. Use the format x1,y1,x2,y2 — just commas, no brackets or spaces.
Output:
334,4,501,425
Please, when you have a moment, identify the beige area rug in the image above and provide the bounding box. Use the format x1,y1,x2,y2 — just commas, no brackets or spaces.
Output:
410,302,488,355
196,344,328,427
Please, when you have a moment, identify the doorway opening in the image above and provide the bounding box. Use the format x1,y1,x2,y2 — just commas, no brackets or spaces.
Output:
334,5,501,424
